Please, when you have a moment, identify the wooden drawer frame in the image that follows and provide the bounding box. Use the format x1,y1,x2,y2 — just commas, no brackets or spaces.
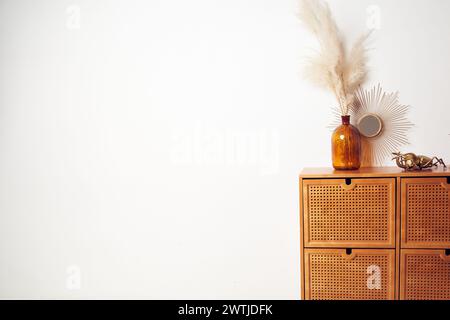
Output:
400,249,450,300
304,249,396,300
401,178,450,248
303,178,396,248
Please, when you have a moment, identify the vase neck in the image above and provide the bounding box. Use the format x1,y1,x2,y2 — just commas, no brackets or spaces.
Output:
341,115,351,125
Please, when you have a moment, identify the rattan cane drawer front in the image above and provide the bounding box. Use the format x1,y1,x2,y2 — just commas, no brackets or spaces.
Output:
400,250,450,300
303,179,395,248
402,178,450,248
304,249,395,300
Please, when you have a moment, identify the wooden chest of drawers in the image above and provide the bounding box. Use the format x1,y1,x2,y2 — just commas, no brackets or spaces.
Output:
299,167,450,300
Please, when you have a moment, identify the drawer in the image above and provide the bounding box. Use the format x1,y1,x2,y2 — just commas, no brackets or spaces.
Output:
400,249,450,300
302,178,396,248
304,249,395,300
401,178,450,248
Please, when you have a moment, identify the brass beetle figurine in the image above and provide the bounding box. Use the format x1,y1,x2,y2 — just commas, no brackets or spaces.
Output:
392,152,447,171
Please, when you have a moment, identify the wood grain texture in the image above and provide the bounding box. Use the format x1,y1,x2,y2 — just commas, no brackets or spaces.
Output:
300,166,450,178
395,176,401,300
299,177,305,300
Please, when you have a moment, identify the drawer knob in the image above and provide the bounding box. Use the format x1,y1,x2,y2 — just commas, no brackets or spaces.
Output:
342,249,356,260
341,179,356,191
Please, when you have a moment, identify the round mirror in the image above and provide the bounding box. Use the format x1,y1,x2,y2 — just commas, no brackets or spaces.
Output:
358,114,383,138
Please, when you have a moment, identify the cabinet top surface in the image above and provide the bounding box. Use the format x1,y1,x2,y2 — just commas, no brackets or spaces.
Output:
300,167,450,178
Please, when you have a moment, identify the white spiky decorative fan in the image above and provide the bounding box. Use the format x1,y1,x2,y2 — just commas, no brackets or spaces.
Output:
331,84,414,167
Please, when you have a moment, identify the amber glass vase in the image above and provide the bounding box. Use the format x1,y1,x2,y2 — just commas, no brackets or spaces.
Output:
332,115,361,170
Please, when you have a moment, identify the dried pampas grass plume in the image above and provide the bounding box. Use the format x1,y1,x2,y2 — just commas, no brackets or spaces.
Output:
298,0,370,115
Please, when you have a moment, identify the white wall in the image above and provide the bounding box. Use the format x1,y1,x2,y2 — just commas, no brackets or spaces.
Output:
0,0,449,299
